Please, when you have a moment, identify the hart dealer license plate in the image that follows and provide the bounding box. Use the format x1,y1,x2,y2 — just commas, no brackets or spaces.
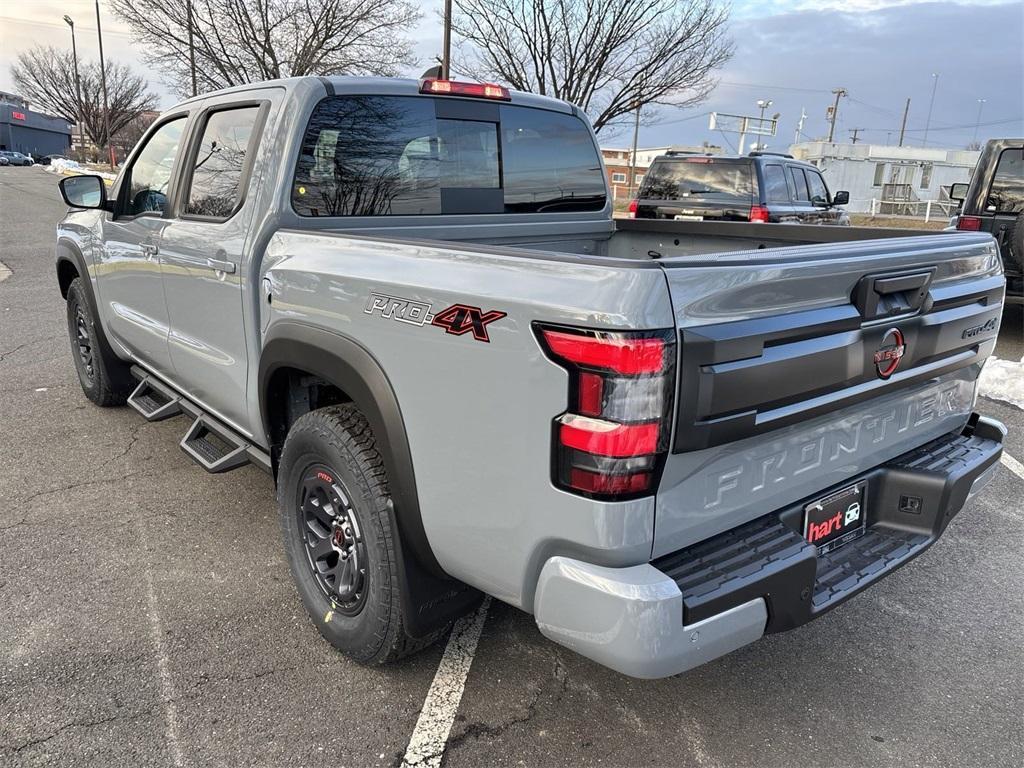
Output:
803,482,866,554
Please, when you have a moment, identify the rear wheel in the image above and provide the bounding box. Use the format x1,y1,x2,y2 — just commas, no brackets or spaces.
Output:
278,405,443,663
65,277,131,406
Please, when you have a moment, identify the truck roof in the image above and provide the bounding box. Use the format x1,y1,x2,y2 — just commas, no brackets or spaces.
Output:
168,75,578,116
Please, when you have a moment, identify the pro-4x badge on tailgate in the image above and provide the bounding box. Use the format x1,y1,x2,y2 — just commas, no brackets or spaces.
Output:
364,292,506,343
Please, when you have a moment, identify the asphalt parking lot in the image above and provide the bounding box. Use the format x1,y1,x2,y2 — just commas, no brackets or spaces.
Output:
1,166,1022,768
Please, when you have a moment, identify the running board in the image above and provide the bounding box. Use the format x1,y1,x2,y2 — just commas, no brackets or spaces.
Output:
180,417,251,473
127,376,183,422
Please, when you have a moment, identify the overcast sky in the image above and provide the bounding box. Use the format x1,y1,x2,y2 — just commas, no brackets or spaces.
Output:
1,0,1020,151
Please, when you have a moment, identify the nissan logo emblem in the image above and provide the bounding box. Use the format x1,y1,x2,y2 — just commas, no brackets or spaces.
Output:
873,328,906,379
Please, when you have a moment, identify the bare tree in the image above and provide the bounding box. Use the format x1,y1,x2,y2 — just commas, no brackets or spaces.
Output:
110,0,421,97
11,46,158,154
451,0,733,133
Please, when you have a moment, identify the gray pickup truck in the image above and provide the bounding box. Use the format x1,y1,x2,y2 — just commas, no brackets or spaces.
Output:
55,76,1006,679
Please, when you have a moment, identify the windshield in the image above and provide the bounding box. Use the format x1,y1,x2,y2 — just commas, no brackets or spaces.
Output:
292,95,607,217
639,158,754,203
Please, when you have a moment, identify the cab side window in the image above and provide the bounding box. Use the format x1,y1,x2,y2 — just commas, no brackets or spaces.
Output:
121,117,187,217
184,106,261,219
987,148,1024,213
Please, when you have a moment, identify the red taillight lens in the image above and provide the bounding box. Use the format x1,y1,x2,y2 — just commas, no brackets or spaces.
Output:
749,204,770,223
419,78,511,100
536,325,675,500
627,199,638,218
956,216,982,231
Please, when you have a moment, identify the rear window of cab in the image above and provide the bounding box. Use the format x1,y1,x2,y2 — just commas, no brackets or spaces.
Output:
291,95,607,216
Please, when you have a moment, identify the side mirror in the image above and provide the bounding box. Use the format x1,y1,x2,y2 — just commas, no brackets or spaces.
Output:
831,190,850,206
59,175,107,210
949,182,968,202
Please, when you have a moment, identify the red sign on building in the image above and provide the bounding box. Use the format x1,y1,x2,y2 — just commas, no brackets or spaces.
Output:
11,111,26,121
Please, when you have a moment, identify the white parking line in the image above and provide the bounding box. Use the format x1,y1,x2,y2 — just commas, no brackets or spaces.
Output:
1001,452,1024,481
401,597,491,768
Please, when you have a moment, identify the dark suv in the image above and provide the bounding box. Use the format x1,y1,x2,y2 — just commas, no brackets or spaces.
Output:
950,138,1023,303
629,151,849,225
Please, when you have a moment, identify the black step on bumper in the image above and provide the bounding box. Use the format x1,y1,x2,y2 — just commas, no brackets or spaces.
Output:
653,414,1005,634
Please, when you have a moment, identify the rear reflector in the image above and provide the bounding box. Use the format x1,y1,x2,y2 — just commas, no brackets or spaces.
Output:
420,78,511,100
956,216,982,231
569,468,651,494
541,329,664,374
749,204,770,223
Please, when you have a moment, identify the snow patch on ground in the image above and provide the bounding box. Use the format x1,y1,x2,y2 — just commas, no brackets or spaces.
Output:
979,355,1024,410
46,158,116,182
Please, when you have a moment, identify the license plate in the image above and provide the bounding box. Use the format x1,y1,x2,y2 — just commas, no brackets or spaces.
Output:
674,214,703,221
803,482,866,554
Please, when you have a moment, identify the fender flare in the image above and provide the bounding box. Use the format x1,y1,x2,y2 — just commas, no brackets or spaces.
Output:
259,321,481,636
56,237,134,389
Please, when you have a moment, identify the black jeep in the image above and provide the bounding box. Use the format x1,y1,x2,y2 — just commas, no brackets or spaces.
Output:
951,138,1023,303
629,151,850,225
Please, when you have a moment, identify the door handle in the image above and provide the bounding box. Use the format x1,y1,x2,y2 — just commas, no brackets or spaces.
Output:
206,258,236,274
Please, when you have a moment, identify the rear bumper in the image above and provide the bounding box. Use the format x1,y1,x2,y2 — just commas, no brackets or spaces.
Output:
533,414,1004,679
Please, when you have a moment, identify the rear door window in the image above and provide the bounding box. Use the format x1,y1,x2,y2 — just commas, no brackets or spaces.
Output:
987,148,1024,213
763,165,790,203
639,158,753,204
788,166,810,201
184,106,261,219
291,95,605,216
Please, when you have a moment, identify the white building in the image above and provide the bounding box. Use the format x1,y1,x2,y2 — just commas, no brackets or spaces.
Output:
789,142,980,216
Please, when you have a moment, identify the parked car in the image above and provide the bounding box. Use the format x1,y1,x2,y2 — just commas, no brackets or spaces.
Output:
0,150,34,166
950,138,1023,303
55,76,1004,679
629,151,850,224
0,155,8,166
39,154,68,166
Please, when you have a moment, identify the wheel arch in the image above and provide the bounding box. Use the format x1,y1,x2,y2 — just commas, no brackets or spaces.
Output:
259,321,481,636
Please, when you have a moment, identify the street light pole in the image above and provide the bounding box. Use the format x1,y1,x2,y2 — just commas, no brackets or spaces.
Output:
972,98,986,144
441,0,452,79
63,15,87,162
923,72,939,146
95,0,115,170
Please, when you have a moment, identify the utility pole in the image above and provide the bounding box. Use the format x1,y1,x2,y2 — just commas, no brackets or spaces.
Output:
826,88,846,143
63,15,87,162
794,107,806,144
898,97,910,147
95,0,114,169
187,0,197,97
441,0,452,79
849,128,862,144
628,99,641,199
973,98,986,143
923,73,939,146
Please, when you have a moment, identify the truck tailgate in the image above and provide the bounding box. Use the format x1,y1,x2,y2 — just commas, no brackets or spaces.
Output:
654,232,1004,557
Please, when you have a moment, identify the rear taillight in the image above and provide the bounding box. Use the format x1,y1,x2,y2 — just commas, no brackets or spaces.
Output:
749,204,770,223
627,199,638,219
536,324,675,500
956,216,982,231
419,78,511,100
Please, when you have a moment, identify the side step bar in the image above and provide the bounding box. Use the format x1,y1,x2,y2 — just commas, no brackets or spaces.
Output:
180,417,251,473
128,366,272,475
127,375,183,422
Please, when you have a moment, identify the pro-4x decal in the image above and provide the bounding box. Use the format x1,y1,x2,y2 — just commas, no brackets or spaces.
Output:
364,292,506,343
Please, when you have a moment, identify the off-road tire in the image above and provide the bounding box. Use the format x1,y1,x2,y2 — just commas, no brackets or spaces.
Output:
278,404,443,664
65,277,132,406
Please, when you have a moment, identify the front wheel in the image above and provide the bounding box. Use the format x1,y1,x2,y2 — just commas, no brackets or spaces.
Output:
278,405,443,664
65,277,131,406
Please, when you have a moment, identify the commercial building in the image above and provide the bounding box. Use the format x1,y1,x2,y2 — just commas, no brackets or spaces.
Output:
0,96,72,158
789,141,980,217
